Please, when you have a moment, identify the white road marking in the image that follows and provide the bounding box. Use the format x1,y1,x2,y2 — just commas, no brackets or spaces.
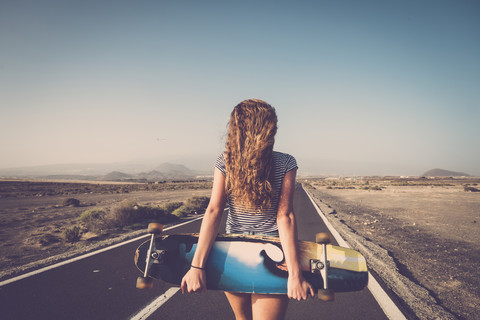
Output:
129,287,180,320
304,187,407,320
0,216,205,287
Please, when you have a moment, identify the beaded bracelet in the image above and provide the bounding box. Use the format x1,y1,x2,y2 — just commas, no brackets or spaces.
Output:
191,265,205,270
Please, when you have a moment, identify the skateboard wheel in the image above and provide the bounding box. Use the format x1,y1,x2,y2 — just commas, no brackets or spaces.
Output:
315,232,332,244
147,223,163,234
318,288,335,302
136,276,154,289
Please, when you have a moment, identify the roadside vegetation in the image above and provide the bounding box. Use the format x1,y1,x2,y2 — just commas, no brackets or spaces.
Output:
63,196,210,243
301,177,479,192
464,184,480,192
302,178,385,191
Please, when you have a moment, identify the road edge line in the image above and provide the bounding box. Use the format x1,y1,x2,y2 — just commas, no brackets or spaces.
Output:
0,216,205,287
129,287,181,320
303,186,407,320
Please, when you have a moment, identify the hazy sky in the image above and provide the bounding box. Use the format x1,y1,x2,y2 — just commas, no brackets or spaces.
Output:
1,0,479,176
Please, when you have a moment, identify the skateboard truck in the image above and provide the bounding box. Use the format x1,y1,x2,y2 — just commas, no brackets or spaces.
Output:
310,259,328,273
151,249,166,263
136,223,164,289
315,233,335,301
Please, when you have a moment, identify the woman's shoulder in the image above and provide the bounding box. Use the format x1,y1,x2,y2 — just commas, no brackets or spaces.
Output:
214,153,226,174
273,151,297,168
273,151,295,160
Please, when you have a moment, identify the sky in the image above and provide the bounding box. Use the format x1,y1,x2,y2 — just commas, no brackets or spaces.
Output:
1,0,479,176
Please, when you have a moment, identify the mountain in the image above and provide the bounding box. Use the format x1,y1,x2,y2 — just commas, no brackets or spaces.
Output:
422,168,470,177
0,161,205,181
153,163,195,177
101,171,132,181
155,163,191,172
99,163,199,181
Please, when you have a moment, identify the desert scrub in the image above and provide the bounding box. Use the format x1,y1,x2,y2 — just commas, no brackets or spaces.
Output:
63,198,80,207
302,182,314,190
105,200,141,228
38,234,61,246
80,208,105,222
172,205,191,218
362,186,384,191
172,196,210,218
80,208,107,233
327,186,356,190
160,201,183,214
185,196,210,212
464,185,480,192
99,197,209,229
136,204,165,220
64,226,82,243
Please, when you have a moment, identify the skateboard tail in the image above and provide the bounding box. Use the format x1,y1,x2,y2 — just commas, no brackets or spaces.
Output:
260,245,368,293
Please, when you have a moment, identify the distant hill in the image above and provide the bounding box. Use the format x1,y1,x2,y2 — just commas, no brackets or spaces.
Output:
100,163,198,181
152,163,196,179
0,161,203,181
422,168,470,177
101,171,132,181
155,163,191,173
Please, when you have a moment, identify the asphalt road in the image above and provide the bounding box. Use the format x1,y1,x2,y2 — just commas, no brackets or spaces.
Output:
0,185,389,320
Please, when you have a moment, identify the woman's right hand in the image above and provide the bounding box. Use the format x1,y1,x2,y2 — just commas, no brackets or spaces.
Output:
287,273,315,300
180,267,207,294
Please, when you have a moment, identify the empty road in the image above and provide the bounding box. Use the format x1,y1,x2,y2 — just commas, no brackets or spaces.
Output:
0,185,393,320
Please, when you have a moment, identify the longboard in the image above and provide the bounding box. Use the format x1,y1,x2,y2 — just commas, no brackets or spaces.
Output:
135,223,368,301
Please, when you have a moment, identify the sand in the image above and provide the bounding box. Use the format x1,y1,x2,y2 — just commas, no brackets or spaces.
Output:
304,177,480,320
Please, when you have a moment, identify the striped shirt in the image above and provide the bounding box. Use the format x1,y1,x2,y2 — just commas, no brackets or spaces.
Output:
215,151,298,234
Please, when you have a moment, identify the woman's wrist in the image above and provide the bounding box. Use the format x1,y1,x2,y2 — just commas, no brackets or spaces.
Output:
287,268,302,278
190,264,205,270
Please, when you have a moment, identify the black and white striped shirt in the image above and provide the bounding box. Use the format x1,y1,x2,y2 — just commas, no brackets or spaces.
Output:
215,151,298,234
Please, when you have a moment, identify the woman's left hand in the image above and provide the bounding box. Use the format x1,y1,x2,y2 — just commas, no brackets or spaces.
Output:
287,274,315,301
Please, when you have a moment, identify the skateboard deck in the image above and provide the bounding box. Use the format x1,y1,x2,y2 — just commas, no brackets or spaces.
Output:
135,224,368,300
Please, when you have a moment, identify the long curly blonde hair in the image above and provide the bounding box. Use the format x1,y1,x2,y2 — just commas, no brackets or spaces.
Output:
224,99,278,212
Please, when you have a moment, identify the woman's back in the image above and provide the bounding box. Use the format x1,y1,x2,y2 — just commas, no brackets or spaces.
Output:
216,151,298,234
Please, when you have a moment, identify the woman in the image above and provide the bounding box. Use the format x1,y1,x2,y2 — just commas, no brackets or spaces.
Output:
181,99,313,320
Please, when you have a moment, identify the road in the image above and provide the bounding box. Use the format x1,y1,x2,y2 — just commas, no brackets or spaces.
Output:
0,185,390,320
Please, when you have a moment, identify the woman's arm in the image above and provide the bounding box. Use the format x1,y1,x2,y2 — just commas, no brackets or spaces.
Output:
277,168,315,300
181,167,226,293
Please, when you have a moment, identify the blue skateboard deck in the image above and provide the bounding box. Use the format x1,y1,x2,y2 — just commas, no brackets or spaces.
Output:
135,226,368,298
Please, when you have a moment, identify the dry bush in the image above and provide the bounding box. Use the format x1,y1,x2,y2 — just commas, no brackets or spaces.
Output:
136,204,178,224
64,226,82,243
172,196,210,218
79,209,107,233
160,201,183,214
185,196,210,212
137,205,165,220
464,186,480,192
38,234,61,246
172,205,191,218
105,200,141,228
63,198,80,207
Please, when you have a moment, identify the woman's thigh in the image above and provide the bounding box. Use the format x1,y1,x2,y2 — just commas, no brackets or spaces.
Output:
224,292,253,320
252,293,289,320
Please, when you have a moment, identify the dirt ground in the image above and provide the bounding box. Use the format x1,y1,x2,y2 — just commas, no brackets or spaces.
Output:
304,177,480,320
0,180,211,273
